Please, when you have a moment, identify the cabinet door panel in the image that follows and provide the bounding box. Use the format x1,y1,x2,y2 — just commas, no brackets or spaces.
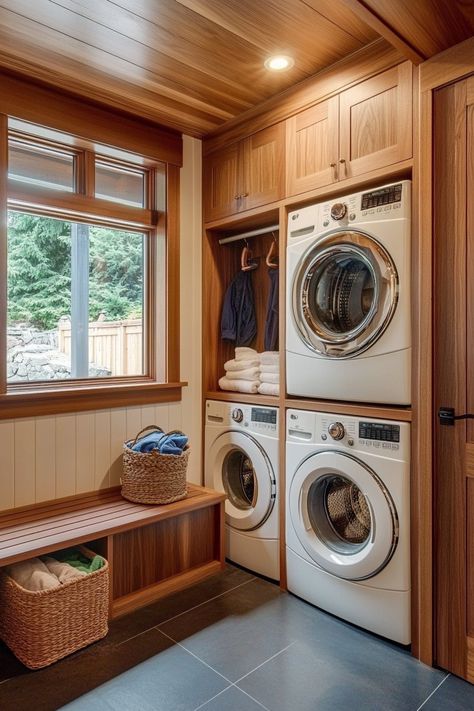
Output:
286,96,339,196
339,62,412,179
203,143,240,221
241,123,285,211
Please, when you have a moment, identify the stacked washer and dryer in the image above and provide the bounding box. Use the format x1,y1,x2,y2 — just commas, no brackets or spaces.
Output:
285,181,412,644
204,180,412,643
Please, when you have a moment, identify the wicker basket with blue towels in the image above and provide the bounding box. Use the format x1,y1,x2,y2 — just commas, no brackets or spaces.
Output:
122,425,189,504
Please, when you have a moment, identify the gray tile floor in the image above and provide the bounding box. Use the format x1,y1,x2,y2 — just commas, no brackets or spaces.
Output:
1,564,474,710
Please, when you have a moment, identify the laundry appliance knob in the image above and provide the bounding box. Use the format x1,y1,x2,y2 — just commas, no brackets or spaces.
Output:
330,202,347,221
328,422,345,440
232,408,244,423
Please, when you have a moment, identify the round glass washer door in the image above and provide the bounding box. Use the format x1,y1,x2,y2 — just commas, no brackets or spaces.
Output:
207,431,276,531
292,231,398,358
289,451,398,580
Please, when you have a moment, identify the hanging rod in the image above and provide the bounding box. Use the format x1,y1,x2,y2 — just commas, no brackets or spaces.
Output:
218,223,279,245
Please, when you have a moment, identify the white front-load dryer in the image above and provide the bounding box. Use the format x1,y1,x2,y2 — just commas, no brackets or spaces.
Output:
205,400,279,581
286,180,411,405
286,409,410,644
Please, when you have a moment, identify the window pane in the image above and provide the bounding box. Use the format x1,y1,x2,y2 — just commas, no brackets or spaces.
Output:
95,161,145,207
9,140,75,192
7,211,146,382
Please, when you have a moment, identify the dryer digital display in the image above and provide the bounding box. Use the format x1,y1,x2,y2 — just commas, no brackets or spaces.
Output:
361,184,402,209
359,422,400,442
251,408,277,425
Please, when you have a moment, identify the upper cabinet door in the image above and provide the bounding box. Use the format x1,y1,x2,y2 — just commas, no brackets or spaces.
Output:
203,142,240,222
339,62,412,180
285,96,339,197
240,123,285,212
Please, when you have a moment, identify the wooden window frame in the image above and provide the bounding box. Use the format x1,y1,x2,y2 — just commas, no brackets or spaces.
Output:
0,106,184,419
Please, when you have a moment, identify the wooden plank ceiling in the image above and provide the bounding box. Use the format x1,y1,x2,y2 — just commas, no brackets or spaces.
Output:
0,1,472,137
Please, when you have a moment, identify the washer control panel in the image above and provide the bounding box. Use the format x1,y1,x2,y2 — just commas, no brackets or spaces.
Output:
359,422,400,443
361,183,402,210
207,401,278,436
287,410,410,460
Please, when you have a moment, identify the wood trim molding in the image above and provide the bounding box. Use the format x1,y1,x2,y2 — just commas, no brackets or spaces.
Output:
0,381,186,420
420,37,474,93
338,1,425,64
203,39,404,153
166,164,180,383
0,70,183,166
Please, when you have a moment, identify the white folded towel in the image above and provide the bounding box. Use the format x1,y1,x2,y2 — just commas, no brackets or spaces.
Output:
235,347,258,361
42,556,87,584
258,382,279,396
259,364,279,374
6,558,60,592
260,372,279,384
219,376,259,394
260,351,279,365
224,358,260,372
225,367,260,381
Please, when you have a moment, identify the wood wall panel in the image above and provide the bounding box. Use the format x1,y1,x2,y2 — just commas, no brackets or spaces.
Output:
112,506,219,598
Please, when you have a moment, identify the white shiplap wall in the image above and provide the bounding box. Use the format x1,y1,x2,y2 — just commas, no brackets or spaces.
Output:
0,135,202,511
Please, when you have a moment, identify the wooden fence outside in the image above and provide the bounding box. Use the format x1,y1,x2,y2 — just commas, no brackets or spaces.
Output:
58,318,143,375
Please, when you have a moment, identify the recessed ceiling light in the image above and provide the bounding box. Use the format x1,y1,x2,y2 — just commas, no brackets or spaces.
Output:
264,55,294,71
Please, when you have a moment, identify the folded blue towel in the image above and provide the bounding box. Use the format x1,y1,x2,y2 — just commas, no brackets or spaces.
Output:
131,431,188,454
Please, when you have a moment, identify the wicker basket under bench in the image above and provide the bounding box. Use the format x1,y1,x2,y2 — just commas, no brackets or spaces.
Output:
0,484,226,632
0,546,109,669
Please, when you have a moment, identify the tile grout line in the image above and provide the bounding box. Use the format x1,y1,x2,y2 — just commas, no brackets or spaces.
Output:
156,576,257,628
116,575,256,647
234,641,296,684
159,628,273,711
192,684,235,711
415,673,450,710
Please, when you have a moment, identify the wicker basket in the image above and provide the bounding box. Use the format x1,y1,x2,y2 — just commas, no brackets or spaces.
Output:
122,425,189,505
0,545,109,669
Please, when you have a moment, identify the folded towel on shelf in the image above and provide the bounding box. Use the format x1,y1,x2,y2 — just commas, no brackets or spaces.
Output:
5,558,61,591
42,556,87,584
224,358,259,372
235,347,258,361
258,382,279,397
225,366,260,382
219,376,259,394
260,351,279,366
131,431,188,455
259,364,279,375
260,372,279,384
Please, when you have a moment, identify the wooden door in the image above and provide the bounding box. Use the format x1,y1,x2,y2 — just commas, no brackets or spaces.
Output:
241,123,285,211
339,62,412,180
285,96,339,196
433,75,474,682
203,142,240,221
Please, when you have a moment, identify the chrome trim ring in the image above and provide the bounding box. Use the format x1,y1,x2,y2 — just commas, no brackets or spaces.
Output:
292,230,398,359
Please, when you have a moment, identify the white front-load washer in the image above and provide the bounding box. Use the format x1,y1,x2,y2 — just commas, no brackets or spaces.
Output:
286,409,410,644
286,180,411,405
205,400,279,581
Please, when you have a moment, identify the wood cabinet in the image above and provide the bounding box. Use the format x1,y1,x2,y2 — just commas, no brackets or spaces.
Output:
204,123,285,221
339,62,412,180
286,62,412,196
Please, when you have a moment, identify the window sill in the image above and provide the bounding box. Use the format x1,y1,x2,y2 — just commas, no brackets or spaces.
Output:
0,381,187,420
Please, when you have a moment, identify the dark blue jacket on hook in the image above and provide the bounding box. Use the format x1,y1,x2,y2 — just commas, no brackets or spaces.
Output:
264,267,279,351
221,269,257,346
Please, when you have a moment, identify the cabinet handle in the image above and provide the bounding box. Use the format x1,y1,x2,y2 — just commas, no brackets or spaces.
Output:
330,162,337,179
241,192,249,198
339,158,346,176
234,194,241,200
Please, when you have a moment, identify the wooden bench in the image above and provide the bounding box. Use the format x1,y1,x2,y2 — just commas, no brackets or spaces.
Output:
0,484,226,618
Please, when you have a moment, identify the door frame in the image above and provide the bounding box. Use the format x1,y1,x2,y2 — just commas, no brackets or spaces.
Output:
414,36,474,665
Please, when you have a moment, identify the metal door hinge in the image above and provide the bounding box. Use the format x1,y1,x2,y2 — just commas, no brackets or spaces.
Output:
438,407,474,426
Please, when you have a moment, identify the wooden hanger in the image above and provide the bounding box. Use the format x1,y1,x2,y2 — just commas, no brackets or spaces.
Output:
241,240,259,271
266,233,278,269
